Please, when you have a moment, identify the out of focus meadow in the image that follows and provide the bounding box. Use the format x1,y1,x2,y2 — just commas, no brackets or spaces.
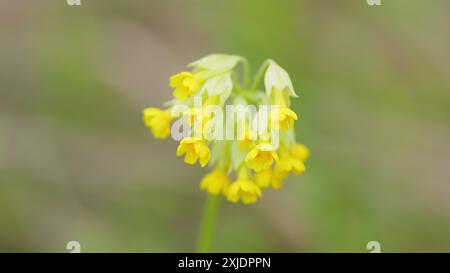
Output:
1,0,450,252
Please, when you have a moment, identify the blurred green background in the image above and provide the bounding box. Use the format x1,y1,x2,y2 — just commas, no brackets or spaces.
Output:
1,0,450,252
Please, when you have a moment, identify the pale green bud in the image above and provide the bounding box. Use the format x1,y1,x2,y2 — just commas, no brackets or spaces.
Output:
264,60,298,98
200,73,233,105
189,54,243,73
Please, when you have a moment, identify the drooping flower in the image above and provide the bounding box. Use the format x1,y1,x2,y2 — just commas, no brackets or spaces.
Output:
254,167,287,190
245,143,278,172
275,153,305,175
274,144,307,177
200,168,231,196
269,143,309,189
264,59,297,105
170,72,203,101
291,143,310,162
176,137,211,167
271,106,298,131
227,166,262,204
254,169,272,189
271,170,286,189
142,107,173,139
264,60,298,131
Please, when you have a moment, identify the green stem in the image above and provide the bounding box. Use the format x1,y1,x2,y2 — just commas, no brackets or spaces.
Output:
196,194,219,252
241,58,250,89
250,59,272,91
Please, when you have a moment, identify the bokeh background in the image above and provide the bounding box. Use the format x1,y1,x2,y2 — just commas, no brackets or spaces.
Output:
1,0,450,252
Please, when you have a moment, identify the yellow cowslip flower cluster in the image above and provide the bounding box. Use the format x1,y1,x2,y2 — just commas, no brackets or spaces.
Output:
143,54,309,204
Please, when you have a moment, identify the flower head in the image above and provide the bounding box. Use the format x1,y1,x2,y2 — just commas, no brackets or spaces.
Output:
142,108,173,139
245,143,278,172
176,137,211,167
143,54,309,204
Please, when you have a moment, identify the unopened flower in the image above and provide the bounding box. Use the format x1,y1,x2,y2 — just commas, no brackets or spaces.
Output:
264,60,297,104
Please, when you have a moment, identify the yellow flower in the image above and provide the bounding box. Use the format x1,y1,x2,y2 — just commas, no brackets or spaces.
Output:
275,155,305,175
142,107,173,139
271,171,285,189
227,179,262,204
275,144,306,176
291,143,310,162
254,168,286,190
227,166,262,204
200,168,231,196
269,144,310,189
271,106,298,131
245,143,278,172
176,137,211,167
267,87,297,131
170,72,202,100
254,169,272,189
